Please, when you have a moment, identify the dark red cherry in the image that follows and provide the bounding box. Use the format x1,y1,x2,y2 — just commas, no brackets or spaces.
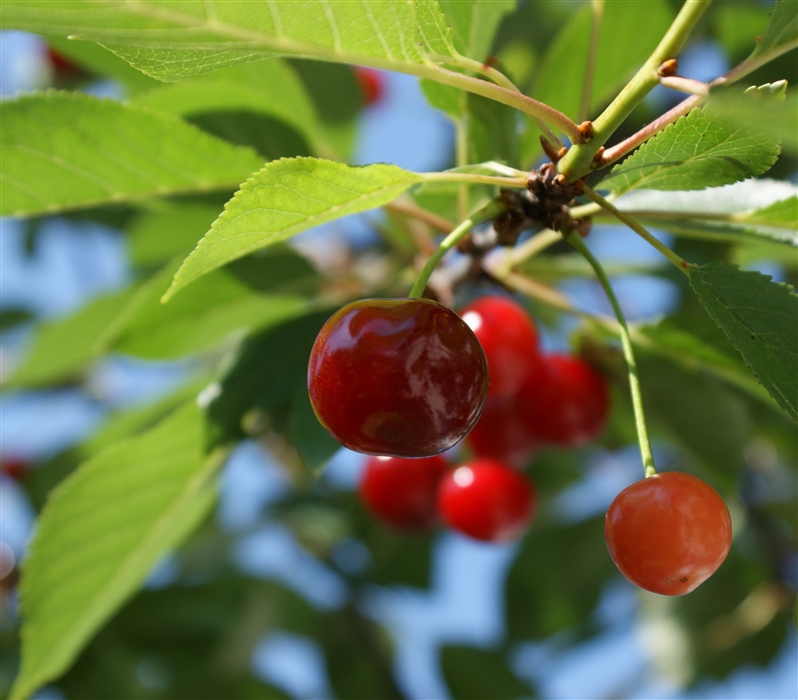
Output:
1,457,30,481
466,395,538,467
359,454,449,531
308,298,489,458
437,459,535,542
353,67,385,106
605,472,732,595
460,296,540,399
518,353,609,446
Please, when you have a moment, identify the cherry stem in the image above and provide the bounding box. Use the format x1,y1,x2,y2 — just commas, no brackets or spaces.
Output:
565,231,657,477
583,187,689,274
409,201,506,299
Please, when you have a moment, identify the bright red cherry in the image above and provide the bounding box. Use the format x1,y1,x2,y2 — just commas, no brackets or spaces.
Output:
518,352,609,446
359,454,449,531
437,459,535,542
308,298,489,458
604,472,732,596
460,296,540,400
466,396,538,467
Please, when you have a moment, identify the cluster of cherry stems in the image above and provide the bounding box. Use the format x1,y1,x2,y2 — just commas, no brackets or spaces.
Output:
308,291,733,597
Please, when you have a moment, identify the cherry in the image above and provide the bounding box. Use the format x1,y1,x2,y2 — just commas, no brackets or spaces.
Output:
466,395,538,467
518,352,609,446
437,459,535,542
359,454,449,531
460,296,540,400
1,457,30,481
353,67,385,106
308,298,489,458
604,472,732,596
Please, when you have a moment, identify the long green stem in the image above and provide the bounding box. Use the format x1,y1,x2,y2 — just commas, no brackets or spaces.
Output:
558,0,713,181
409,201,505,298
565,232,657,477
584,187,689,273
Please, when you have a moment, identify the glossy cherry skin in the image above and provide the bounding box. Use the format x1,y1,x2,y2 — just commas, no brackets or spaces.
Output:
308,298,489,458
437,459,535,542
466,395,538,467
460,296,540,400
359,454,449,531
604,472,732,596
519,353,609,446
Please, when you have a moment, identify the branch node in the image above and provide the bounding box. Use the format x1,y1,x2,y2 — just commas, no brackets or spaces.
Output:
578,120,595,142
592,146,606,168
658,58,679,77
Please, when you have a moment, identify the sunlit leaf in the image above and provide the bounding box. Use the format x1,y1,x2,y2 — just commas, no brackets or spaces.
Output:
1,0,456,81
599,108,781,195
163,158,422,301
11,403,224,700
0,92,262,217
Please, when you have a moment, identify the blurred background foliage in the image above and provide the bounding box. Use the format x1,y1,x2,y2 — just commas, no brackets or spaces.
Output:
0,1,796,698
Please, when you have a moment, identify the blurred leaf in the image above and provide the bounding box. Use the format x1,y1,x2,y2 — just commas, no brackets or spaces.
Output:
714,5,769,61
0,308,34,332
163,159,422,301
132,60,334,158
205,309,333,450
127,201,223,268
45,34,160,95
0,92,262,217
600,108,781,195
639,355,751,486
441,645,533,700
631,318,780,414
320,607,396,700
749,0,798,61
506,516,615,641
8,287,136,387
689,262,798,421
707,89,798,156
437,0,517,62
288,387,341,472
11,403,224,700
1,0,457,81
105,250,318,360
520,0,672,165
288,61,361,160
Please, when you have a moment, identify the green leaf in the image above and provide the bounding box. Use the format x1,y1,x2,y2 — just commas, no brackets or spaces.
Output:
506,516,614,641
44,34,160,95
749,0,798,60
10,403,224,700
163,158,422,301
520,0,672,165
205,309,334,455
630,318,781,413
132,60,335,158
441,646,532,700
8,288,136,387
600,108,781,195
689,261,798,421
639,355,751,485
102,248,318,359
127,200,223,267
0,92,263,217
1,0,454,81
437,0,516,62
